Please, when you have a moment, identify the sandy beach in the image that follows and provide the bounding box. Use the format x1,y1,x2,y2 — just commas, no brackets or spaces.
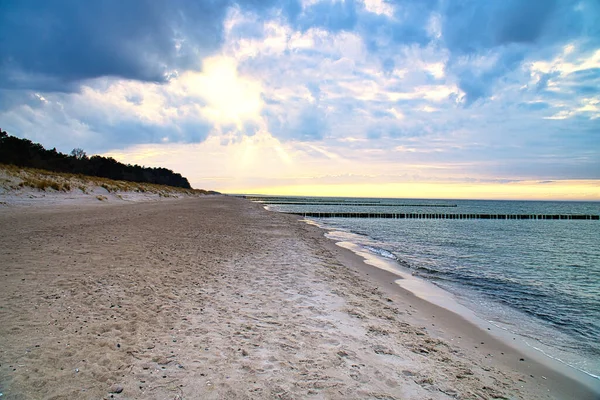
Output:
0,196,598,399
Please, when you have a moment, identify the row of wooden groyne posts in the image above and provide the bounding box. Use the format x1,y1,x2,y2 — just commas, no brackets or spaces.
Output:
287,212,600,220
241,196,458,207
254,202,457,207
240,197,599,221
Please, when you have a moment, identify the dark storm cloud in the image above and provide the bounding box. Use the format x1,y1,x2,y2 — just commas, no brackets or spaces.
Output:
0,0,304,92
0,0,230,90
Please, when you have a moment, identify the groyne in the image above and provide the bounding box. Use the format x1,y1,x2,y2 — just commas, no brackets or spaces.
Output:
287,212,599,220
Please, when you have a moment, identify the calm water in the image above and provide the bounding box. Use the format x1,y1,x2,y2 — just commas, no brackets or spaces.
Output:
259,197,600,379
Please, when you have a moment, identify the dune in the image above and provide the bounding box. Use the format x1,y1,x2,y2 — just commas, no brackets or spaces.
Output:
0,164,213,207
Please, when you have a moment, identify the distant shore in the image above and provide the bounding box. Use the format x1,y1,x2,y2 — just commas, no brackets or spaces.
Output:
0,197,598,399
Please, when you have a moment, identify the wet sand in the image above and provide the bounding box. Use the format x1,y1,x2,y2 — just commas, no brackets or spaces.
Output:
0,196,598,399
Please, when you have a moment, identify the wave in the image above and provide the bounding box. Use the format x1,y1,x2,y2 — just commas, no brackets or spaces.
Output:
363,245,397,260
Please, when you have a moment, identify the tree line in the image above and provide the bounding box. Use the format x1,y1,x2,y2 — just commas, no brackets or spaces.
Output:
0,129,192,189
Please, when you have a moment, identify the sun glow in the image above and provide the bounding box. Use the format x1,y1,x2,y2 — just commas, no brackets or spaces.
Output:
230,180,600,201
105,138,600,202
174,56,263,128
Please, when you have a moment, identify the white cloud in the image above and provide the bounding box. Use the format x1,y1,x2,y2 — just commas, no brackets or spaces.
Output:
528,45,600,120
388,108,405,119
362,0,394,17
386,85,459,102
545,97,600,120
289,31,315,50
426,13,442,39
424,62,445,79
530,45,600,76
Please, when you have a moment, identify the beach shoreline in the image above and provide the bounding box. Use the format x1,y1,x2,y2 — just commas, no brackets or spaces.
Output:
1,196,598,399
297,215,600,399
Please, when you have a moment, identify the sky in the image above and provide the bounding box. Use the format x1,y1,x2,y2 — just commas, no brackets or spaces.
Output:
1,0,599,200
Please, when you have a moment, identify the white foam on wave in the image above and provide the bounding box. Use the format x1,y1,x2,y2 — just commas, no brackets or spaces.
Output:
364,245,397,260
315,218,600,386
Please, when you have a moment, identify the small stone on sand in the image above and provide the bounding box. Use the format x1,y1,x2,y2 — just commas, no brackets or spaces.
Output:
109,384,123,394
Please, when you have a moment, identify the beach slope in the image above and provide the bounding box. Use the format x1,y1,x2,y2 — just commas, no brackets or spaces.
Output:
0,197,596,399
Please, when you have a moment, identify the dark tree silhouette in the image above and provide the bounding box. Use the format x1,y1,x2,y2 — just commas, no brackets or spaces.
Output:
70,148,87,160
0,129,192,189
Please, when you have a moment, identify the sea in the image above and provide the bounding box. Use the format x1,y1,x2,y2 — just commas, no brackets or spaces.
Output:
252,196,600,381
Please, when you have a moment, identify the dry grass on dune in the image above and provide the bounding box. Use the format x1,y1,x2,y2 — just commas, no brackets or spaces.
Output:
0,163,211,197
